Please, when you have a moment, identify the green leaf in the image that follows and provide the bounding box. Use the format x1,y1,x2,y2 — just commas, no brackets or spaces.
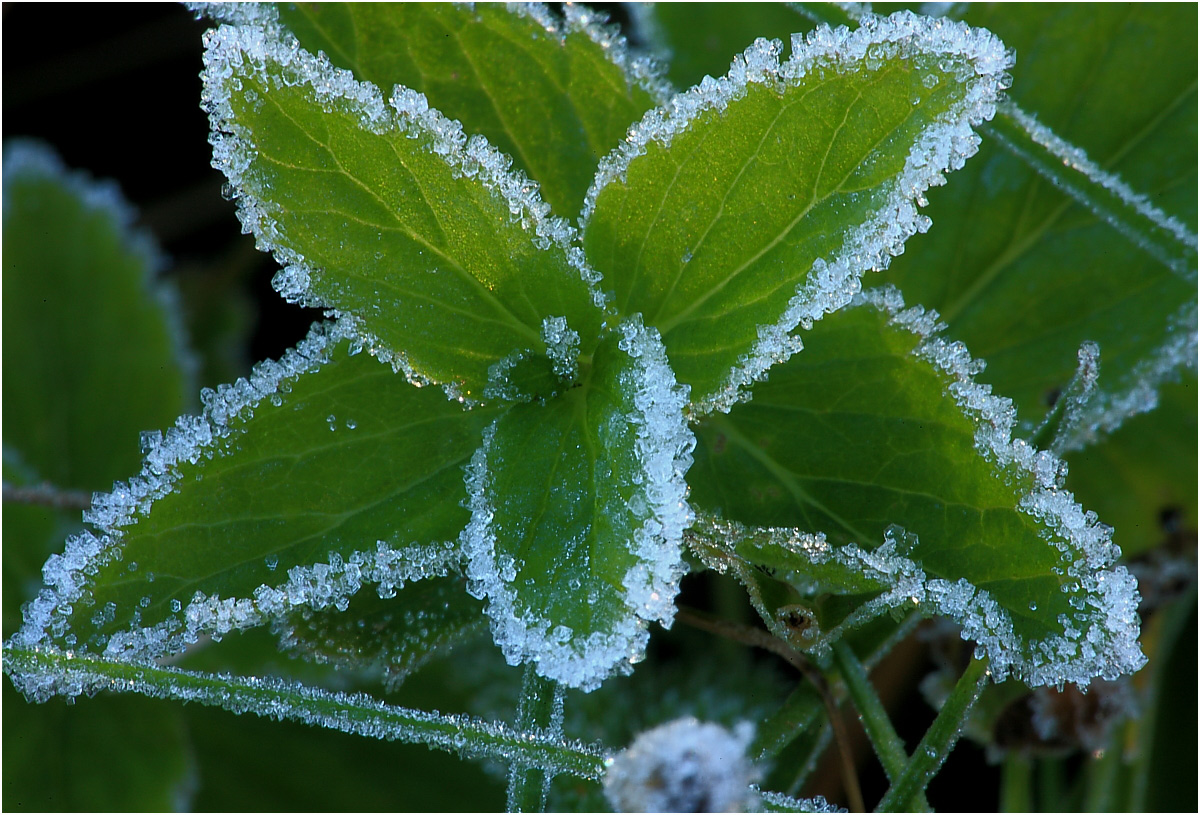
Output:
876,4,1197,435
688,288,1144,688
14,322,502,661
631,3,814,89
275,2,668,219
2,684,195,811
2,141,192,491
184,701,505,811
581,12,1013,413
277,575,486,689
202,21,604,403
462,319,693,690
1065,376,1198,559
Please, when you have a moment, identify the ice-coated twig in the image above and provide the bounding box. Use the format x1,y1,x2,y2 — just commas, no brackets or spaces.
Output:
2,482,93,512
506,666,565,812
1,644,609,781
987,101,1197,281
583,11,1014,415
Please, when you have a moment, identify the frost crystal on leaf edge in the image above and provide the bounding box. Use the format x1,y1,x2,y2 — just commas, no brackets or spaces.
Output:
200,20,608,403
461,317,694,691
581,11,1014,415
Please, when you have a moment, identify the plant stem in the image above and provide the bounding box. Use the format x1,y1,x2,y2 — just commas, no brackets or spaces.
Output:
876,656,990,812
506,665,563,813
2,481,92,510
3,644,605,780
999,754,1034,813
676,606,866,813
1082,739,1121,813
830,641,908,782
830,641,929,811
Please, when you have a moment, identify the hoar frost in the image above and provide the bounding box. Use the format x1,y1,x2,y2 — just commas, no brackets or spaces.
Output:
583,11,1015,414
200,18,611,402
8,319,415,663
603,718,760,813
462,318,693,691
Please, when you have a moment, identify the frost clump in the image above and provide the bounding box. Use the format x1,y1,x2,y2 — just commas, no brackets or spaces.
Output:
603,718,760,813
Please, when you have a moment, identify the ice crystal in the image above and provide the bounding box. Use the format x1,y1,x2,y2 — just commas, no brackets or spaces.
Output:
462,318,693,691
582,12,1013,414
603,718,759,813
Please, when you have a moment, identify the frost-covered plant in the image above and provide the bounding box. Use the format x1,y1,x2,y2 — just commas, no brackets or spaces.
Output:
3,3,1196,812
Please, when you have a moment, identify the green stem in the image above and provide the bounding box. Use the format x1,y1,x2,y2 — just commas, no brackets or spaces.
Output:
3,644,604,781
1082,738,1121,813
1038,757,1067,812
831,641,930,812
831,641,909,781
999,754,1034,813
875,657,990,812
506,666,563,813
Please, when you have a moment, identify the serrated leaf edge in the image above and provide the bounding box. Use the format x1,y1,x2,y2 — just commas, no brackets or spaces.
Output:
201,20,608,403
461,317,694,691
580,11,1014,416
842,286,1145,687
8,318,366,659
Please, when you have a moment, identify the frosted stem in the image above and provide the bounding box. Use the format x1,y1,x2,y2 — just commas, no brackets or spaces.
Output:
506,666,564,812
2,645,606,781
876,657,990,811
999,754,1034,813
2,481,92,511
986,101,1197,280
788,1,863,28
830,642,929,812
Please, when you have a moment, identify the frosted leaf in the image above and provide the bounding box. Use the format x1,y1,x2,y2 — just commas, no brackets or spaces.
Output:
512,2,674,107
462,318,694,691
8,318,472,663
274,575,485,691
581,11,1014,415
200,20,608,402
853,287,1146,687
2,140,198,399
603,718,760,813
694,287,1147,689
